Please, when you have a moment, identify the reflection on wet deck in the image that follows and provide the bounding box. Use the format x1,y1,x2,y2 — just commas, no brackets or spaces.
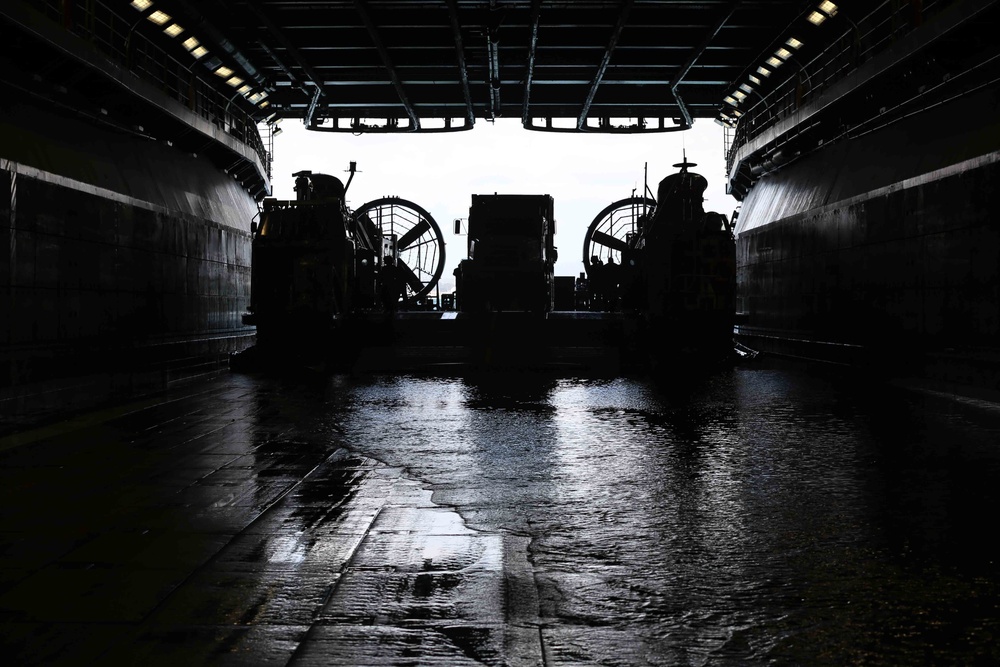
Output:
2,364,1000,665
0,377,525,665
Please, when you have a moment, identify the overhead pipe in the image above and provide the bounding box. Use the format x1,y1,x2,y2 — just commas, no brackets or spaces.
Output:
445,0,476,127
521,0,542,126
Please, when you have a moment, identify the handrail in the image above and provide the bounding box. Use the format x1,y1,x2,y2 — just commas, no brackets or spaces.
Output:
727,0,945,175
29,0,269,177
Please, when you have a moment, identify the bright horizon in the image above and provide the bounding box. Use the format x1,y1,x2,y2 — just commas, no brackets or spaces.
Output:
270,118,737,292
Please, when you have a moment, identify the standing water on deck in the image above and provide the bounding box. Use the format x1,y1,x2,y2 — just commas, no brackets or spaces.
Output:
319,359,1000,664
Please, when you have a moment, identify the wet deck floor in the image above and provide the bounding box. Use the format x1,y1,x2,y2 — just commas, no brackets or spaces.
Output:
0,376,542,665
2,361,1000,664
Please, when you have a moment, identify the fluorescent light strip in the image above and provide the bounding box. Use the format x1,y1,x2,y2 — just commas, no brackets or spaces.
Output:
130,0,153,11
808,11,826,25
163,24,184,38
147,10,171,25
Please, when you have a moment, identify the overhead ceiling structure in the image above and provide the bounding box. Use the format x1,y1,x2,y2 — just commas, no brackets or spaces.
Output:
129,0,852,134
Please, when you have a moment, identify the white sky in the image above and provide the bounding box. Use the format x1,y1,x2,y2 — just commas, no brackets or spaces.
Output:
270,118,736,291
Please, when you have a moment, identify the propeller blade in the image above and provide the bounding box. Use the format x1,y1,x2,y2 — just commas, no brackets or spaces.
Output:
396,218,431,251
592,230,629,253
356,213,381,252
397,259,425,296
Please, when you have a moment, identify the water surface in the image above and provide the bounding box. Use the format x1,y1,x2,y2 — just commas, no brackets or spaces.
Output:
318,360,1000,665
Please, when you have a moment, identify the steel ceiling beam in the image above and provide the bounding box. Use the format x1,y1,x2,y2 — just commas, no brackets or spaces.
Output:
242,0,328,124
577,0,634,130
486,34,501,119
667,1,742,129
255,39,312,99
160,0,811,127
670,1,743,90
445,0,475,126
354,0,420,130
521,0,543,125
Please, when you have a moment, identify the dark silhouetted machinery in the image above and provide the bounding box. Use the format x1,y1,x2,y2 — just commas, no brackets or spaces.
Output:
238,159,737,373
582,157,737,365
454,194,556,313
241,168,445,358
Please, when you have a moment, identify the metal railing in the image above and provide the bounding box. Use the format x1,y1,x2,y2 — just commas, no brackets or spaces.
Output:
29,0,268,176
727,0,946,174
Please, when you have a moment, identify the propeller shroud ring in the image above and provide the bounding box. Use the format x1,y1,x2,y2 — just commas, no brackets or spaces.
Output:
582,196,656,274
353,197,446,301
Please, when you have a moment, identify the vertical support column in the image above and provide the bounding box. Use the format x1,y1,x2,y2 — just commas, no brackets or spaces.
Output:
8,171,15,294
7,170,15,387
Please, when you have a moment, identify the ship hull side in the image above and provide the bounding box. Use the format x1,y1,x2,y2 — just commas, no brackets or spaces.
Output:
1,102,257,421
735,88,1000,386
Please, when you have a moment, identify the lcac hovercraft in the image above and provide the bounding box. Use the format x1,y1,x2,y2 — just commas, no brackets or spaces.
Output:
581,156,738,371
235,167,446,371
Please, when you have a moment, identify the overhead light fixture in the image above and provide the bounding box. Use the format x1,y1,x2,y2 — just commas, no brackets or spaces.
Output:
190,45,208,59
724,95,738,106
775,47,793,60
130,0,153,10
214,66,234,78
786,37,804,49
259,100,271,108
147,10,171,25
749,74,761,85
732,90,747,101
757,66,772,78
182,36,199,51
739,83,753,94
264,112,278,123
226,76,244,87
163,23,184,38
732,109,743,117
238,84,252,95
766,56,784,68
807,11,827,25
818,1,838,17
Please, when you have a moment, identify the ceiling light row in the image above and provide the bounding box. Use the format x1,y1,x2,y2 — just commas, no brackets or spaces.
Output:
130,0,271,111
718,2,838,126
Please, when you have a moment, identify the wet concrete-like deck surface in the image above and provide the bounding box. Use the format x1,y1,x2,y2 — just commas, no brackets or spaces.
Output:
0,378,540,665
5,365,1000,665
